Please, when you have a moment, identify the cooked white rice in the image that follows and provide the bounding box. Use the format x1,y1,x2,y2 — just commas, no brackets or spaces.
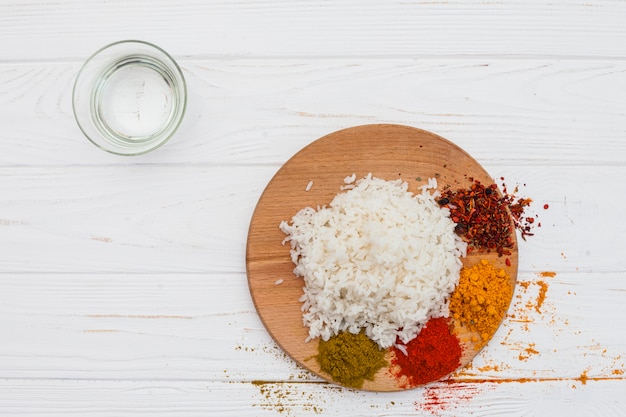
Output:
280,174,466,349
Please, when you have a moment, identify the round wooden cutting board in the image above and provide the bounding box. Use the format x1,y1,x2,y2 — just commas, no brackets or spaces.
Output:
246,124,518,391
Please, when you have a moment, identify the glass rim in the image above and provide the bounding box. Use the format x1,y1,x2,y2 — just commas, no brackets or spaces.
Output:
72,39,187,156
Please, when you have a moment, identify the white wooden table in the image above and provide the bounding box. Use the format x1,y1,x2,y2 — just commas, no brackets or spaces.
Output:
1,1,625,416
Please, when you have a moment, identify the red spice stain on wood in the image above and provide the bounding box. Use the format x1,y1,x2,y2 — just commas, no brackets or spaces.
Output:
415,381,490,415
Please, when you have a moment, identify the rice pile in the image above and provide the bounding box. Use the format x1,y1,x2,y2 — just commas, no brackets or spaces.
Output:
280,174,467,349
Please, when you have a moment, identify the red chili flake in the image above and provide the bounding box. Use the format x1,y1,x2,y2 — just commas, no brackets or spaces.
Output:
505,258,511,267
439,179,536,255
543,204,549,210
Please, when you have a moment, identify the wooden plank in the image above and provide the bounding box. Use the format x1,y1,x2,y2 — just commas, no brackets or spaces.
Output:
0,164,622,273
0,271,623,382
0,59,625,166
0,378,624,417
0,165,275,273
1,1,626,60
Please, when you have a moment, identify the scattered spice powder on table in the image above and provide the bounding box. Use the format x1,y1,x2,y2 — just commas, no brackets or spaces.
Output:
518,343,540,361
439,180,535,256
390,317,462,388
449,260,514,347
535,280,549,313
316,330,387,389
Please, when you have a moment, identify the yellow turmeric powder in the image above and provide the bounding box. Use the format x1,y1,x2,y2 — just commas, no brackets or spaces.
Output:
449,259,513,347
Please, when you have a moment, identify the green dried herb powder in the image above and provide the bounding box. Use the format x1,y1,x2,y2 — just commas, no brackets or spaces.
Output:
316,331,388,389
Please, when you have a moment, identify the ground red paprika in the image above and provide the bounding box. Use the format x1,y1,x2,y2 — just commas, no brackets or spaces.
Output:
390,317,462,388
